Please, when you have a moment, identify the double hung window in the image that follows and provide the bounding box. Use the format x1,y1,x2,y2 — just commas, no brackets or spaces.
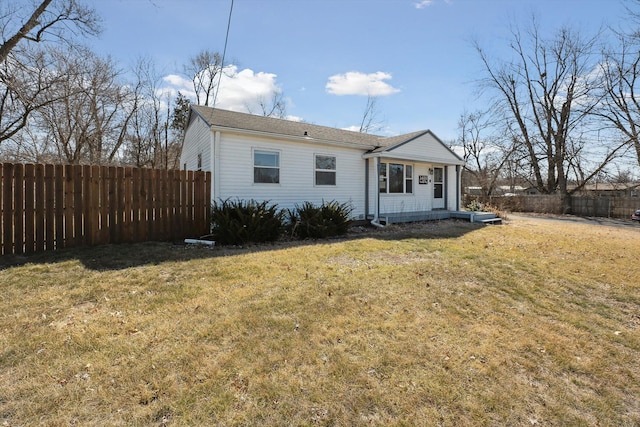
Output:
254,150,280,183
315,155,336,186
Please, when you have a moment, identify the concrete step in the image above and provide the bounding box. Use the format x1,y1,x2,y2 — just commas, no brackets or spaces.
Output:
480,217,502,225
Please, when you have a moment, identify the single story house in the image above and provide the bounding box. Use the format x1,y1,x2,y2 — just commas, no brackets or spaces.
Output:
180,105,465,225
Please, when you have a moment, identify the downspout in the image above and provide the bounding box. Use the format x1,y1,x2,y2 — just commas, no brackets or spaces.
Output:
213,130,221,201
371,156,384,228
364,158,369,219
456,165,461,211
444,165,448,210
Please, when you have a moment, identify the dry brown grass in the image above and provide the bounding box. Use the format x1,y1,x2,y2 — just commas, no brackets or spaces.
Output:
1,217,639,426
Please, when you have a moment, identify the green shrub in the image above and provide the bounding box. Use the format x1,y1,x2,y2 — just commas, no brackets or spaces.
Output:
211,199,284,245
288,200,353,239
466,199,484,212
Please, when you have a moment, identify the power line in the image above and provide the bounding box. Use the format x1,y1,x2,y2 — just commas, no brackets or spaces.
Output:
213,0,234,108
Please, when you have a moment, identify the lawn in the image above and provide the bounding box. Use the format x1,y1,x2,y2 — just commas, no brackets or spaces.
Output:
1,217,639,426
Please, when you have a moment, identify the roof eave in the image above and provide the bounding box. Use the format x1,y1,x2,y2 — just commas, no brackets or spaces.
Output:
208,124,378,150
362,151,465,165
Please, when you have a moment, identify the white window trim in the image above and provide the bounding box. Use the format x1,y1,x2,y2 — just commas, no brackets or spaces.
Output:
379,161,414,194
314,153,337,186
253,148,281,185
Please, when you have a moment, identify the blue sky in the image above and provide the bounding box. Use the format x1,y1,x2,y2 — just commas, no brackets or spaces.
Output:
85,0,630,141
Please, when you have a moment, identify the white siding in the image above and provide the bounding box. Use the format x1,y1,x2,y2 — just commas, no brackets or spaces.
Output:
216,132,367,219
180,116,211,172
367,159,461,215
372,159,432,214
388,132,462,165
365,132,462,215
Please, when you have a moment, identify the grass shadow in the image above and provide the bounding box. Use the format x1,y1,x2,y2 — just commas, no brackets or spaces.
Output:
0,219,485,272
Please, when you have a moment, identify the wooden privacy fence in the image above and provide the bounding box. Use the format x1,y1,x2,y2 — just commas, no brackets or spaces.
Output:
470,194,639,219
1,163,211,256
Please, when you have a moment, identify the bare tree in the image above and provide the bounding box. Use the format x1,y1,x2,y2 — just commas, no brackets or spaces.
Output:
358,95,385,133
457,110,515,197
123,57,181,169
185,50,223,106
0,0,100,149
0,0,100,63
33,47,134,164
246,90,287,118
593,8,640,169
474,19,620,212
0,47,60,144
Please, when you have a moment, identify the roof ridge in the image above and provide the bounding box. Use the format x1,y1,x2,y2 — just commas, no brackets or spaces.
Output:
191,105,437,149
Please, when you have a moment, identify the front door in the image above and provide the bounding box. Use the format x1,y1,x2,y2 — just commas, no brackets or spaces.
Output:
433,167,445,209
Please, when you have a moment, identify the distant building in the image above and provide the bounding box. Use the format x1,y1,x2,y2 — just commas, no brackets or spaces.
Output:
569,183,640,198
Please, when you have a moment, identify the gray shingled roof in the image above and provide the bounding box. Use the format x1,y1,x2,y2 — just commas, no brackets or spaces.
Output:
191,105,425,149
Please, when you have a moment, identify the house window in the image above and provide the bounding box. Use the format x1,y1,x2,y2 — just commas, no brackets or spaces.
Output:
197,153,202,171
380,162,414,194
379,162,387,193
315,154,336,186
389,163,404,193
406,165,413,194
254,149,280,183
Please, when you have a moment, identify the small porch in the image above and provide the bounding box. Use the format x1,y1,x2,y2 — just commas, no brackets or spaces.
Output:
369,210,501,225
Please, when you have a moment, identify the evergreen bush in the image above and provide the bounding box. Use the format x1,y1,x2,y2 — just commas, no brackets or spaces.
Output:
210,199,284,245
288,200,353,239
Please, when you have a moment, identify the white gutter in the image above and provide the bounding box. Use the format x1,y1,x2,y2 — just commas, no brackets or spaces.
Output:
362,151,465,166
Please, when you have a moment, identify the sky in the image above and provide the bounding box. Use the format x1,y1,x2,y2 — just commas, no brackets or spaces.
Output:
83,0,631,141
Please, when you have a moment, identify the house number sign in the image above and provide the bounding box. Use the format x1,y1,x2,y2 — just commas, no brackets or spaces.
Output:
418,175,429,184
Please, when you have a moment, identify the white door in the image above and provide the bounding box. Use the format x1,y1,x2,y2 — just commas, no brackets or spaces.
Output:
433,167,445,209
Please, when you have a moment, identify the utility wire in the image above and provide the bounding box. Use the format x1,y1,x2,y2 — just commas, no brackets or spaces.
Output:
213,0,234,108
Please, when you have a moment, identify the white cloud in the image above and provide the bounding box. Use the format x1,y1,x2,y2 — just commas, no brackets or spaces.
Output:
161,74,195,99
414,0,433,9
325,71,400,96
215,65,282,111
160,65,284,113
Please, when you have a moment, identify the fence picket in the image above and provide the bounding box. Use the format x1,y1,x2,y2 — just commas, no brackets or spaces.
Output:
54,165,63,250
24,164,35,254
13,164,24,254
35,164,45,252
2,163,13,255
72,165,83,247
